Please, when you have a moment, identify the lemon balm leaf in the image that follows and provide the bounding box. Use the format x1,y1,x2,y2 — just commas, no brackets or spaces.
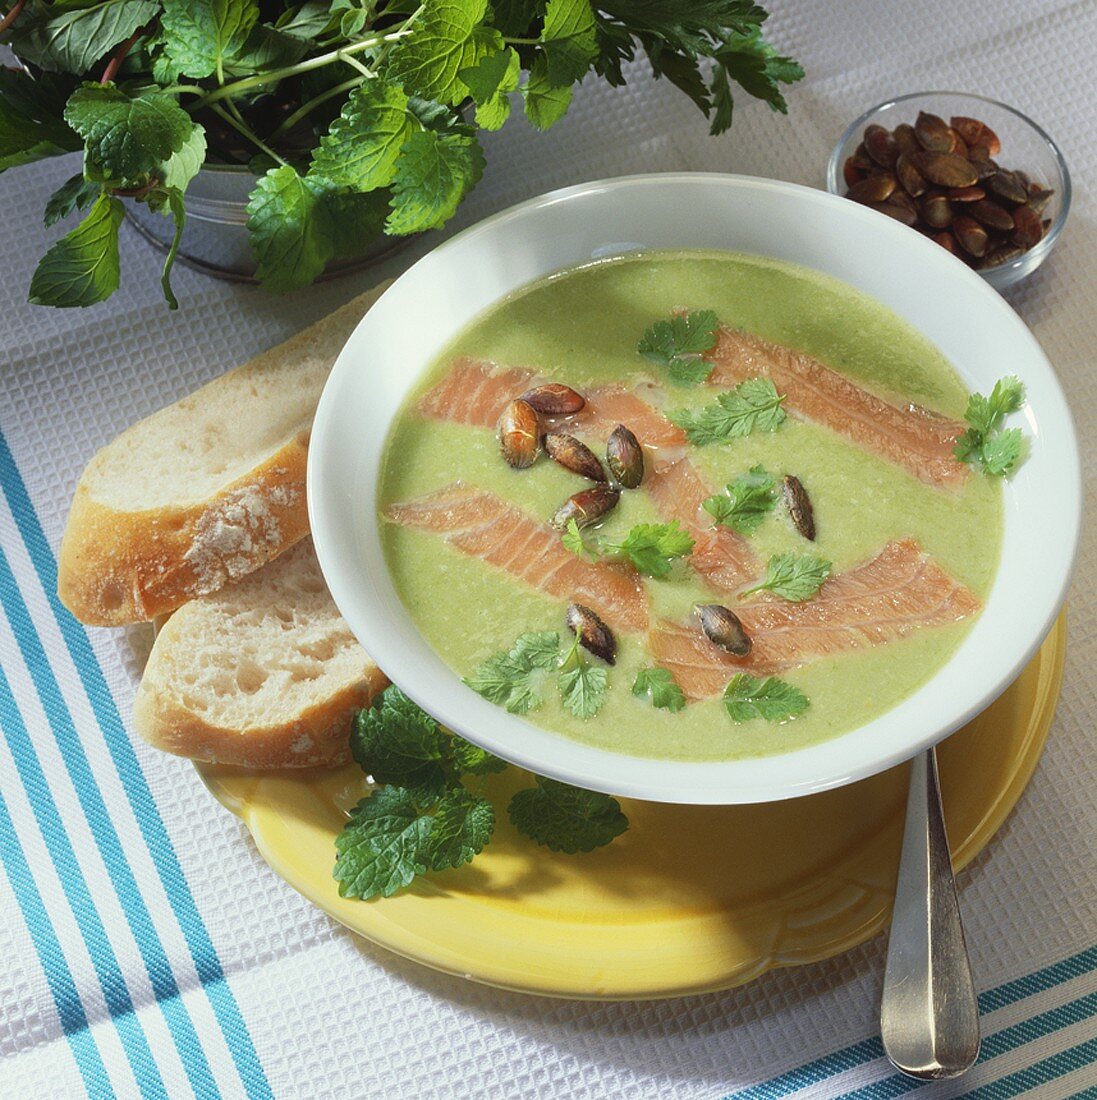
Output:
385,129,486,235
424,788,495,870
723,673,809,723
508,777,627,852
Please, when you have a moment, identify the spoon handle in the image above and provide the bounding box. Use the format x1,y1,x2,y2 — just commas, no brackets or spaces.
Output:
881,747,980,1080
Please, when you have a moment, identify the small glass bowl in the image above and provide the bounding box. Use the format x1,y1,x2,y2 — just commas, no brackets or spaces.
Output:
826,91,1071,293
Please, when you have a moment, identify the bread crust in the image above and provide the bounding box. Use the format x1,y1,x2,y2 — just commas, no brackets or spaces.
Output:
133,662,389,768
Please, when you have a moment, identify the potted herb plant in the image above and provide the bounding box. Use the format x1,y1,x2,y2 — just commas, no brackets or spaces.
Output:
0,0,801,309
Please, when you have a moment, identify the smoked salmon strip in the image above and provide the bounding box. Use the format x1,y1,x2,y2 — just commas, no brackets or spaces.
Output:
385,482,650,632
417,357,687,450
703,327,969,488
649,539,981,699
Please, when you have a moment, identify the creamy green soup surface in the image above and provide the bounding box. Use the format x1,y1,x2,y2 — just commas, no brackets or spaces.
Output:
377,250,1002,762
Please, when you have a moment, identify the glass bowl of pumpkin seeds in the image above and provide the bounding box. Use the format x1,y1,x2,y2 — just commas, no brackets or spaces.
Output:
827,91,1070,292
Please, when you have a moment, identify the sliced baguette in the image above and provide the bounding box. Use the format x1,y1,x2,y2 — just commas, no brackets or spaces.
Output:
59,281,391,626
133,538,387,768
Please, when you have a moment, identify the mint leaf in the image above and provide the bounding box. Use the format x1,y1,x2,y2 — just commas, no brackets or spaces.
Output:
310,81,417,191
508,777,628,853
558,640,607,718
157,124,208,194
702,465,777,534
43,175,100,227
670,377,787,445
424,788,495,870
523,56,573,129
979,427,1023,477
161,0,260,79
637,309,718,386
724,673,809,723
64,84,195,183
607,521,694,579
388,0,501,106
459,45,520,130
741,552,831,602
386,129,485,235
9,0,160,73
464,631,560,714
0,72,81,171
449,735,508,776
221,23,308,76
334,786,434,899
28,193,123,308
539,0,597,86
351,685,450,799
632,667,686,712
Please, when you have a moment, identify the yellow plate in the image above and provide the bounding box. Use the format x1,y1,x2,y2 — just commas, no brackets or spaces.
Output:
197,615,1065,1000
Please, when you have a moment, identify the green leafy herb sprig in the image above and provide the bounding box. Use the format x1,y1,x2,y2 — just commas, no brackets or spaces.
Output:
723,672,807,722
334,685,628,899
953,376,1027,477
740,551,831,601
562,518,695,578
670,378,787,444
637,309,719,385
702,463,777,534
1,0,802,310
632,666,686,712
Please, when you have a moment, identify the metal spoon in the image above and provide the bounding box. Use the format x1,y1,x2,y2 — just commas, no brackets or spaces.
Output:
880,747,981,1079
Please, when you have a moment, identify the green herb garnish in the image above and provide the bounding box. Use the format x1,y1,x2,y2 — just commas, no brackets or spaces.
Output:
953,376,1026,477
740,552,831,601
334,686,628,899
637,309,719,385
563,519,695,578
670,378,787,444
702,464,778,534
462,631,560,714
632,667,687,712
558,635,609,718
723,674,809,723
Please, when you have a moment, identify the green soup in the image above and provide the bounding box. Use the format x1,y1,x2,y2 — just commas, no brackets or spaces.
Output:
377,250,1002,762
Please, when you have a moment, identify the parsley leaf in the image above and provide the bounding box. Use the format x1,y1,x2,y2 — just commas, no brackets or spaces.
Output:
464,631,561,714
740,552,831,602
28,193,123,308
607,521,695,579
558,638,608,718
334,786,434,899
670,378,787,444
953,376,1027,477
160,0,260,80
385,129,486,235
508,777,627,853
723,673,809,723
637,309,718,385
632,667,687,712
702,464,777,534
424,787,495,871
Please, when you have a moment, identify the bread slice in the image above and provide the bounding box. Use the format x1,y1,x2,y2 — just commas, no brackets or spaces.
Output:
59,281,391,625
133,538,388,768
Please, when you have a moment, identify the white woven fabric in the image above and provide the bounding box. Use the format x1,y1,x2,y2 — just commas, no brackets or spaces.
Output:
1,2,1096,1096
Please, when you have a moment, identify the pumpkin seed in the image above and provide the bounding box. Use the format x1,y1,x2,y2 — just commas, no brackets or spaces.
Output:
566,603,616,664
981,243,1025,268
544,432,606,482
869,200,918,226
969,154,998,181
915,151,978,188
950,116,1001,156
865,124,898,167
782,476,816,541
988,170,1027,205
946,186,985,202
518,382,586,415
953,215,989,258
694,604,752,657
932,230,959,255
969,199,1014,232
847,174,896,204
605,424,645,489
893,123,920,155
850,144,873,171
843,157,864,188
1026,185,1053,215
920,192,953,228
915,110,953,152
896,153,927,197
499,399,541,469
1011,204,1044,249
551,485,619,530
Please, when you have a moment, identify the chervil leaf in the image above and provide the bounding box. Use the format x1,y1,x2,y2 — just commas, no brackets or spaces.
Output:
9,0,160,74
449,735,508,776
333,786,434,899
160,0,260,79
523,55,573,129
28,193,123,308
632,666,686,712
424,787,495,870
508,777,627,853
670,377,786,444
64,84,195,184
310,81,417,191
464,631,560,714
637,309,718,385
351,685,450,799
388,0,502,106
979,427,1024,477
702,464,777,534
385,129,485,235
43,175,100,227
459,45,520,130
558,641,607,718
741,552,831,602
562,517,589,557
539,0,597,86
952,426,983,465
723,673,809,723
607,521,695,579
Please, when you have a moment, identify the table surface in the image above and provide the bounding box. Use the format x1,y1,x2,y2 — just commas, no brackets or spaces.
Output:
2,2,1096,1097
